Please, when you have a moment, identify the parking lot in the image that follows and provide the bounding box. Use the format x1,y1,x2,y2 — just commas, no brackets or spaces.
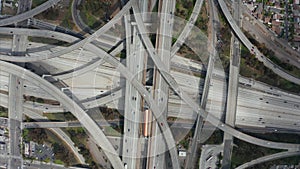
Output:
34,144,54,162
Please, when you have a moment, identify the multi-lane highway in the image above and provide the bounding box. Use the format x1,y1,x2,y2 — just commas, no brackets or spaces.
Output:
0,40,299,133
0,61,124,169
121,1,147,168
148,0,175,168
1,0,300,168
132,1,300,152
222,0,241,167
170,0,204,57
8,75,23,169
0,1,133,62
185,0,218,167
71,0,93,34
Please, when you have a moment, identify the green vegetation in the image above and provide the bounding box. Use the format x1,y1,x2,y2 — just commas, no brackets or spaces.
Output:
175,0,209,36
232,132,300,168
53,159,64,165
23,128,48,144
0,106,8,118
218,8,232,73
28,37,69,46
244,31,300,78
179,130,193,149
175,0,196,20
79,0,111,17
203,129,223,145
231,139,282,169
78,0,113,29
249,156,300,169
22,128,77,166
28,96,44,103
117,49,126,59
32,0,47,8
240,44,300,94
152,0,159,12
195,1,209,35
79,10,101,29
44,112,77,122
99,107,123,120
60,1,75,30
246,132,300,144
178,44,202,63
41,7,60,21
65,127,98,168
103,126,122,136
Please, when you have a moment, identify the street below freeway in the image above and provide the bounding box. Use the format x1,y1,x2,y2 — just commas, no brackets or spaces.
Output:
121,2,146,167
24,108,86,164
185,0,218,166
217,0,300,85
8,75,23,169
1,63,300,133
131,1,300,151
0,0,133,62
0,2,298,169
239,2,300,68
0,61,125,169
222,0,241,167
148,0,176,168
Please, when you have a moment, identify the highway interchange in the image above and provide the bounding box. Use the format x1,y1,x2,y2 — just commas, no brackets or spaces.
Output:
0,0,299,168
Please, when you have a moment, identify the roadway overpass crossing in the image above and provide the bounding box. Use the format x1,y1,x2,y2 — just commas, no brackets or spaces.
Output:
0,0,300,168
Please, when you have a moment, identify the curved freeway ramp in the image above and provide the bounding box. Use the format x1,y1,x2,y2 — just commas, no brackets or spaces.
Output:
217,0,300,85
1,27,300,152
131,1,300,151
171,0,204,57
236,150,300,169
24,108,86,164
0,1,133,62
0,0,60,26
71,0,94,34
0,61,124,169
0,26,182,168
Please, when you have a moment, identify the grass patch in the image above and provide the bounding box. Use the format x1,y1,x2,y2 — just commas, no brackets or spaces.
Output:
103,126,121,137
0,112,8,118
32,0,47,8
28,37,68,46
0,107,8,118
43,112,77,122
53,159,64,165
